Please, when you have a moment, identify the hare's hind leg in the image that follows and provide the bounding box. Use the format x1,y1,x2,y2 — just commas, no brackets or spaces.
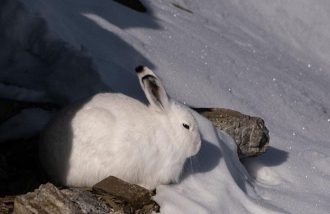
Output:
65,106,116,186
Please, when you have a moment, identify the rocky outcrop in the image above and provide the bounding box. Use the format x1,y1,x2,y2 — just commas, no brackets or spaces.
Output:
12,177,159,214
0,196,14,214
13,183,109,214
194,108,269,158
93,176,156,210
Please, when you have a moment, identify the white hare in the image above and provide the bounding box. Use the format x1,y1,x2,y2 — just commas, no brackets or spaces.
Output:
39,66,201,189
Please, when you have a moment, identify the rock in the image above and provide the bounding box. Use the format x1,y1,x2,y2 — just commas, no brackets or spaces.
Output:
0,135,44,196
13,183,111,214
12,179,159,214
0,196,15,214
93,176,157,210
113,0,147,12
171,3,193,14
194,108,269,158
13,183,77,214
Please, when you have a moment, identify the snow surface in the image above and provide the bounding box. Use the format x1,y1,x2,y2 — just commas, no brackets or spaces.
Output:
1,0,330,213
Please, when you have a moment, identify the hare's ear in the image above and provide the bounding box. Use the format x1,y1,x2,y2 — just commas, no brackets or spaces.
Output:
135,66,169,111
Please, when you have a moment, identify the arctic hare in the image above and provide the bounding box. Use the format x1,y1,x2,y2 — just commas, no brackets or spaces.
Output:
40,66,201,189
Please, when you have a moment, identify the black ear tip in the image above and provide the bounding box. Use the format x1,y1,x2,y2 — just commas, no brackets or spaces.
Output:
135,65,145,73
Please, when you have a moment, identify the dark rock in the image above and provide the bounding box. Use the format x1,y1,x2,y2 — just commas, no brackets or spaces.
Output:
0,196,15,214
62,188,112,214
93,176,155,209
113,0,147,13
171,3,193,14
194,108,269,158
12,179,159,214
13,183,81,214
0,136,44,196
13,183,111,214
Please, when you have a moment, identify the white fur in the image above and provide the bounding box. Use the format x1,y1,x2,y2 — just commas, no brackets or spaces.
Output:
40,66,201,189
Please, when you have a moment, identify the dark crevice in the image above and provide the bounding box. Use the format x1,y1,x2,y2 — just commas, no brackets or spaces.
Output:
113,0,147,13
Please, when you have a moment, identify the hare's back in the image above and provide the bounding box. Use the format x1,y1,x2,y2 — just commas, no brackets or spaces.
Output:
86,93,149,118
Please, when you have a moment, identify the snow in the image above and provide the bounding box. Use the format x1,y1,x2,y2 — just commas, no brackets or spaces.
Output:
0,108,51,142
1,0,330,213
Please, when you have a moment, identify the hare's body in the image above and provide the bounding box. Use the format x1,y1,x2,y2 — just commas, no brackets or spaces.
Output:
40,66,201,189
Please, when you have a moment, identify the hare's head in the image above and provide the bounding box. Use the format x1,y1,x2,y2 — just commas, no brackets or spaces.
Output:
135,66,201,158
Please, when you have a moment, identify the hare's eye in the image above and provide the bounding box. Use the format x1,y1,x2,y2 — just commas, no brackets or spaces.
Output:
182,123,190,130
